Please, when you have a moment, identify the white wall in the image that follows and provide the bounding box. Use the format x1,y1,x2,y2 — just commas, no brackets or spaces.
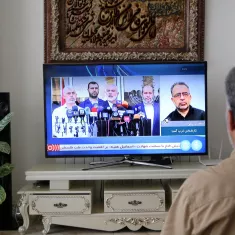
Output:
0,0,235,201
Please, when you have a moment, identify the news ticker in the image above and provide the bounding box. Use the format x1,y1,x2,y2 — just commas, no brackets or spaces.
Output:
47,139,203,152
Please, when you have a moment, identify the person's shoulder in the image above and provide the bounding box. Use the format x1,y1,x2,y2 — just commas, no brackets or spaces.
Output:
79,99,88,107
102,100,109,108
181,159,235,204
192,106,205,113
52,105,64,113
164,110,175,121
135,102,143,107
191,106,205,119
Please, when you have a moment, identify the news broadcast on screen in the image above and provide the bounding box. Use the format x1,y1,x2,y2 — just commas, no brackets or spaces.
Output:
44,62,207,157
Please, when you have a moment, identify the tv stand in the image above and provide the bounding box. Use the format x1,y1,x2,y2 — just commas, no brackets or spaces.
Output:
17,162,206,234
83,156,172,170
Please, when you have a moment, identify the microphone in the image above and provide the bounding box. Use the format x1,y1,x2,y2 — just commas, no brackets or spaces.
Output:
117,102,129,119
66,109,73,123
63,123,67,136
105,106,112,120
138,111,145,120
78,109,86,124
122,100,129,109
55,116,59,124
84,107,91,135
90,106,98,136
112,104,118,112
117,106,126,119
111,104,120,121
111,111,121,121
84,107,91,123
90,107,98,124
116,100,129,110
123,115,131,130
92,122,98,137
133,114,140,136
72,106,79,124
116,100,122,108
120,125,124,136
101,108,109,120
97,106,104,120
126,109,134,117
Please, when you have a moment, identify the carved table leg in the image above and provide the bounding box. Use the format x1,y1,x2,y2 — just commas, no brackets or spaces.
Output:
17,194,29,235
42,217,52,235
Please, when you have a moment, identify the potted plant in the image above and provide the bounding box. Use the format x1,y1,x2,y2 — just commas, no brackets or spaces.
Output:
0,112,14,205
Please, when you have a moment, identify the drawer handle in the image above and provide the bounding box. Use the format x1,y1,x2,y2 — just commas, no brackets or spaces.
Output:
128,200,142,206
54,202,68,208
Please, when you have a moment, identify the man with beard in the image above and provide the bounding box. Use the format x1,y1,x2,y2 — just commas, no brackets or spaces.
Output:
79,81,105,109
164,82,205,121
52,86,82,137
134,84,160,136
103,84,119,108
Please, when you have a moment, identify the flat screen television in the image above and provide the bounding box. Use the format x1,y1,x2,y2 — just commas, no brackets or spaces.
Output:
44,62,207,159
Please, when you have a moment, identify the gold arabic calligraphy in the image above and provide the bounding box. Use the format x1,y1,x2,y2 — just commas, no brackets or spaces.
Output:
65,0,185,49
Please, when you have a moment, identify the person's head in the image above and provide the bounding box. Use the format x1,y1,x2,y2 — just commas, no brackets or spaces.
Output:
88,81,99,99
63,86,77,105
225,67,235,147
171,82,191,112
105,84,119,104
142,85,154,104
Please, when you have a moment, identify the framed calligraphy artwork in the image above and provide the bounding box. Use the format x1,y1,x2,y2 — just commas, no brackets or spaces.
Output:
44,0,205,63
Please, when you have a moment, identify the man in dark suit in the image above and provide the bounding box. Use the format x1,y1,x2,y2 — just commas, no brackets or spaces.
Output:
164,82,205,121
79,81,105,109
135,85,160,136
103,84,119,109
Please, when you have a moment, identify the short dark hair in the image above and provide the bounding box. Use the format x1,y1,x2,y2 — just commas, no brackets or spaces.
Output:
88,81,99,89
171,82,189,95
225,67,235,116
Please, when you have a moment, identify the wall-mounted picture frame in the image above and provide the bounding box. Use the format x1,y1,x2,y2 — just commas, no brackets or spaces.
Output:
44,0,205,63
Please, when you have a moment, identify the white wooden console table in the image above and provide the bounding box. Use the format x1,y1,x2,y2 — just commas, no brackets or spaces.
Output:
17,162,205,234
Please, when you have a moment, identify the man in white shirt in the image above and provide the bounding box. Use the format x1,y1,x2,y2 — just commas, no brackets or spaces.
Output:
52,86,88,138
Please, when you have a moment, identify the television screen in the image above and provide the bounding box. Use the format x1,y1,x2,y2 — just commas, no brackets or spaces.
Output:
44,62,207,158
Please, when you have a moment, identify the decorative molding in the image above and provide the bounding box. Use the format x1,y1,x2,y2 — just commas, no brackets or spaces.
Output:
42,216,52,235
104,217,165,226
53,202,68,208
31,195,90,215
17,194,28,208
105,193,164,212
128,200,142,206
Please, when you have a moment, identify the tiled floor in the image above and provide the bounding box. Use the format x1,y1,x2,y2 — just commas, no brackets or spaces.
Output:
0,217,161,235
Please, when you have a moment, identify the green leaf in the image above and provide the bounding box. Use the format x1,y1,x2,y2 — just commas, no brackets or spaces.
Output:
0,185,6,205
0,112,13,132
0,163,14,178
0,141,10,154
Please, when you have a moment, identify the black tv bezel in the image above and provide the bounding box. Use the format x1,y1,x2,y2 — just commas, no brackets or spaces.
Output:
43,61,208,158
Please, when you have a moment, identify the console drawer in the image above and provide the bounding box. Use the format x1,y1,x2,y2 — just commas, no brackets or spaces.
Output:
29,194,91,215
104,180,165,213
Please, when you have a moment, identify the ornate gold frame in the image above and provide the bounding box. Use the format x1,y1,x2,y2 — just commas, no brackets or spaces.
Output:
44,0,205,63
